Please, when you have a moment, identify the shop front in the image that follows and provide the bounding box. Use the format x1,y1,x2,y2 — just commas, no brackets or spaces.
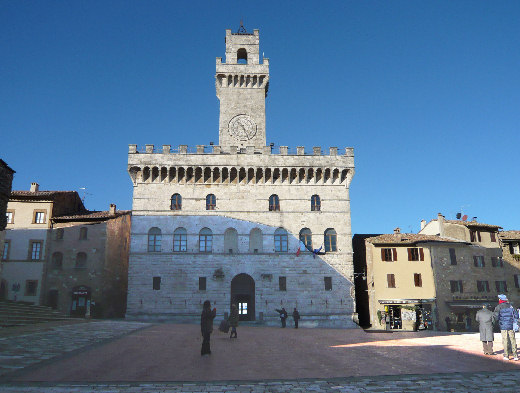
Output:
378,299,434,331
445,300,496,332
70,285,91,317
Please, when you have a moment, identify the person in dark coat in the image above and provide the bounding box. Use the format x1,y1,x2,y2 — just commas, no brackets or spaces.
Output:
228,303,239,338
292,307,300,329
475,304,495,355
201,300,216,356
275,307,288,328
493,294,518,361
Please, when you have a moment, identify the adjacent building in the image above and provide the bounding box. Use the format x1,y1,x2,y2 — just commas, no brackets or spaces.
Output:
126,26,357,327
0,159,15,299
46,205,131,318
499,230,520,306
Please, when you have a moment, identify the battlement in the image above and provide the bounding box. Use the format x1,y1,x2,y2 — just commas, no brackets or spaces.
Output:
129,144,354,157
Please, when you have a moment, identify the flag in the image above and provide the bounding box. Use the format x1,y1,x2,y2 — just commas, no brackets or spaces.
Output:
312,245,323,259
296,240,305,256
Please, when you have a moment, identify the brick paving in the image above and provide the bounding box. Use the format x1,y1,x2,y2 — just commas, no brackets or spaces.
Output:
0,321,520,391
0,320,150,377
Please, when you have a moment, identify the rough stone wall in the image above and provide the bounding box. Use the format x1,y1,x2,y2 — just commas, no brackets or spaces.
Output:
500,237,520,308
0,161,14,231
103,214,131,317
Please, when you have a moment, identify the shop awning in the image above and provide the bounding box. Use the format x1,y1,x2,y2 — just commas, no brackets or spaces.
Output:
378,299,435,304
446,300,495,309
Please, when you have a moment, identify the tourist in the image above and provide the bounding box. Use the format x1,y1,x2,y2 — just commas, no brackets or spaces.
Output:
475,304,495,355
276,307,288,328
493,294,518,361
228,303,239,338
201,300,216,356
292,307,300,329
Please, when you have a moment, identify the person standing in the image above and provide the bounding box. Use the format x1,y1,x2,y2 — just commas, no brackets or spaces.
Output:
292,307,300,329
493,294,518,361
276,307,288,328
475,304,495,355
228,303,239,338
201,300,216,356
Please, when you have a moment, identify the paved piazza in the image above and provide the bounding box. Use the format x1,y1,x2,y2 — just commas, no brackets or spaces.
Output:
0,321,519,391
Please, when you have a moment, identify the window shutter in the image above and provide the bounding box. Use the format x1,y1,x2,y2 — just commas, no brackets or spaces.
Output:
477,231,481,242
391,275,395,288
381,249,385,261
459,280,463,293
392,248,397,261
473,256,477,267
419,248,424,261
407,248,412,261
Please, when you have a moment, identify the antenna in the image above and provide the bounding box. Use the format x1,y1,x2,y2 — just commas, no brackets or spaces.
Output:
79,187,92,204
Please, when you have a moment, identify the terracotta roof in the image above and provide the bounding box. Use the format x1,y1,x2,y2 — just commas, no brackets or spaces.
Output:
10,190,78,200
499,231,520,240
444,220,501,229
366,233,464,245
53,210,131,222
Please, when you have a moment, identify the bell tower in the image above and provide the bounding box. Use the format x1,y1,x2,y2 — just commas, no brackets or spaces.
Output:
215,25,269,151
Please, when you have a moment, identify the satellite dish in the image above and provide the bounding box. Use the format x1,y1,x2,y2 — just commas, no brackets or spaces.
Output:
462,215,468,221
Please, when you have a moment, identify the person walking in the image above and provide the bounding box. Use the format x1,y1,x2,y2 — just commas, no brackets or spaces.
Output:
201,300,216,356
275,307,288,328
493,294,518,361
228,303,239,338
292,307,300,329
475,304,495,355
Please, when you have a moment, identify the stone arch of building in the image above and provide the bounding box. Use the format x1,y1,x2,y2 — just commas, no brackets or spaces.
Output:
230,273,255,321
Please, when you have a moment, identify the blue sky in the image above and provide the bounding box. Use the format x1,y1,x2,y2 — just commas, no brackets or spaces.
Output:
1,1,519,233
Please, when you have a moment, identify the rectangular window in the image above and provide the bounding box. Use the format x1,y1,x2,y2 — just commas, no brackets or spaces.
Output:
477,280,490,293
387,274,396,288
470,230,476,242
173,234,187,252
6,210,14,224
473,256,485,267
449,248,457,265
407,248,424,261
279,276,287,291
450,280,463,293
25,280,38,296
2,240,10,261
324,276,332,291
30,241,43,260
514,275,520,289
381,248,397,262
495,281,507,292
490,232,496,242
491,257,504,267
199,277,206,291
153,276,161,290
414,273,422,287
33,211,46,224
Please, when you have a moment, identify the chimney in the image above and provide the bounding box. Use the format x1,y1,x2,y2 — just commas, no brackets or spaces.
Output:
437,213,445,237
394,227,401,234
420,220,426,230
109,204,116,215
30,182,39,192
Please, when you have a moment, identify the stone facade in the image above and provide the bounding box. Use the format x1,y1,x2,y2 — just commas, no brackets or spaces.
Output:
0,159,15,298
46,206,131,318
498,230,520,307
126,27,357,327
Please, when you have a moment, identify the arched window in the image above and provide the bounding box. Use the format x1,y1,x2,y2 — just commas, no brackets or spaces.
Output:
324,228,337,252
269,194,280,211
274,228,288,253
311,195,321,211
148,227,162,252
75,252,87,269
206,194,216,210
237,48,247,64
51,252,63,270
79,227,88,240
224,228,238,254
299,228,312,251
199,228,213,253
173,227,187,252
171,194,182,210
249,228,263,253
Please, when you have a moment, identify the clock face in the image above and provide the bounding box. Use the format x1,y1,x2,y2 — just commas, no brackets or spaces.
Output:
228,114,257,141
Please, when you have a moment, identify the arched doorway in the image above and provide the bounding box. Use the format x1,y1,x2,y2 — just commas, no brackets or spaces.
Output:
231,274,255,321
70,285,91,317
